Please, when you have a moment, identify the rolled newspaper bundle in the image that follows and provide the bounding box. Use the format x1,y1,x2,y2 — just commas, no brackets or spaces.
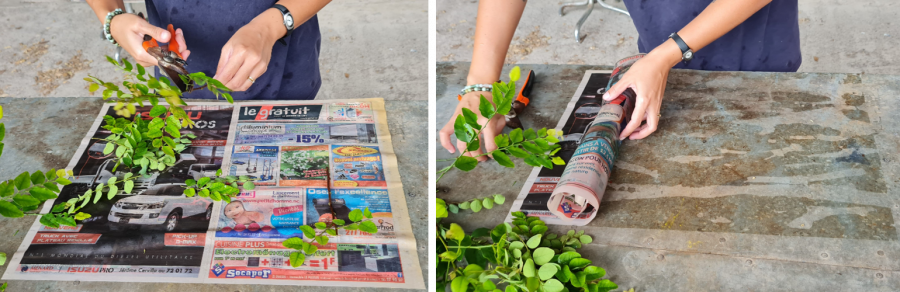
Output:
546,55,642,225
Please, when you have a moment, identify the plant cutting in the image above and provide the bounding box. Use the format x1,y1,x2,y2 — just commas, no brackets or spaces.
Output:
436,67,618,291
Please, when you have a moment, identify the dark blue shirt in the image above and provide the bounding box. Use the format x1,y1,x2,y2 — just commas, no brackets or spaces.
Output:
623,0,801,72
146,0,321,100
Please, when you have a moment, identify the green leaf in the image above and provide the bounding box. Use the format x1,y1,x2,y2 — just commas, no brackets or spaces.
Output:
531,225,548,235
569,258,592,269
14,172,31,190
448,204,459,214
532,247,554,265
29,171,44,185
583,265,606,278
315,222,327,229
478,95,496,119
523,258,536,277
107,184,118,199
543,279,565,292
343,223,358,230
299,225,316,238
580,235,593,244
470,199,482,212
0,201,23,218
458,201,470,210
124,180,134,194
315,235,329,246
359,221,378,234
349,209,364,222
454,156,478,172
198,177,211,187
527,234,542,249
453,115,472,143
332,219,345,226
282,237,305,249
58,216,76,227
40,213,60,228
595,279,618,292
506,286,517,292
149,105,167,117
494,134,510,148
493,194,506,204
184,188,195,197
56,177,72,185
289,251,306,267
0,182,13,197
538,264,559,281
74,212,91,221
509,66,521,82
509,241,525,250
451,276,468,292
508,147,529,158
29,187,58,200
461,108,481,130
482,197,494,209
243,181,255,190
522,142,543,155
509,128,523,142
483,280,496,291
552,156,566,165
446,223,465,242
524,129,537,140
492,151,514,168
364,207,373,218
303,242,318,255
558,251,581,265
13,195,40,207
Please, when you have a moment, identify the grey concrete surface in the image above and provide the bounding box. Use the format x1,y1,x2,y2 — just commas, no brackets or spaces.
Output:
0,97,427,291
0,0,428,290
437,0,900,74
0,0,427,101
436,62,900,291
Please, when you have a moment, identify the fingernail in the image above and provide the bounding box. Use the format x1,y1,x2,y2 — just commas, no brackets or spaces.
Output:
161,31,170,39
602,93,611,100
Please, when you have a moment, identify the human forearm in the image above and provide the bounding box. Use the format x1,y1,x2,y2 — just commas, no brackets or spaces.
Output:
651,0,773,67
86,0,126,24
249,0,332,43
466,0,527,85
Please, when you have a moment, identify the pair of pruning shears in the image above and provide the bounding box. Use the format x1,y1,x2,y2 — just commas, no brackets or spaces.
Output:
142,23,202,93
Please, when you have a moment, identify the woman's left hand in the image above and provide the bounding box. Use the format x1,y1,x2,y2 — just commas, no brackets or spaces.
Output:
602,42,681,140
213,15,281,92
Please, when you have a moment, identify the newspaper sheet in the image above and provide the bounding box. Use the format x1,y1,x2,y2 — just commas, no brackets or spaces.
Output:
505,71,614,225
2,99,424,289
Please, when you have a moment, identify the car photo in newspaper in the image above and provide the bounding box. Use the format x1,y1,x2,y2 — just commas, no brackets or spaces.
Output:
5,104,233,279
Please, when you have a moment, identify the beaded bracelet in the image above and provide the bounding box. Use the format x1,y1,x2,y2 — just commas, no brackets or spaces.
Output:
104,8,125,46
457,84,493,100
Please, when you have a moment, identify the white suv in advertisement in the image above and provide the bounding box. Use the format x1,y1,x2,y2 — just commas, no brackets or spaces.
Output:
108,183,212,232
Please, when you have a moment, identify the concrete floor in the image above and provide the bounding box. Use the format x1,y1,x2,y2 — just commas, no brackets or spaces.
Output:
437,0,900,74
0,0,428,291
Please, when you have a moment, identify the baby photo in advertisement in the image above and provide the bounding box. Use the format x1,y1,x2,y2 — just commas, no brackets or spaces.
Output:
215,187,306,239
331,145,385,188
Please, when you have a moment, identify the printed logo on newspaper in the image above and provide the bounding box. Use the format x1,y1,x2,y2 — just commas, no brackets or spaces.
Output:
239,124,285,135
332,146,378,157
226,269,272,278
212,263,226,276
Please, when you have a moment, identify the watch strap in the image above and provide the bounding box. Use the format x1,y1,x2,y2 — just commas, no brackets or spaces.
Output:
273,4,293,46
668,32,692,64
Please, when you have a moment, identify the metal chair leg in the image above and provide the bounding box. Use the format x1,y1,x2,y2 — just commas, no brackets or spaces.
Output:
559,0,591,16
560,0,630,43
575,0,594,43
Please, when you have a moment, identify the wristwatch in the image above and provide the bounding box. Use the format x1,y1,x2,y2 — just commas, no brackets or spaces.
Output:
668,32,693,65
273,4,294,45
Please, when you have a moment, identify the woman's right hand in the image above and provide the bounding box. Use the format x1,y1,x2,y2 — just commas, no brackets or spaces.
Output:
439,91,507,162
108,13,190,67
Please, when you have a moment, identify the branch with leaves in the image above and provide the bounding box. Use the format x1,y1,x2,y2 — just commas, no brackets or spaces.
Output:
438,212,616,292
436,194,506,218
282,207,378,267
183,169,256,202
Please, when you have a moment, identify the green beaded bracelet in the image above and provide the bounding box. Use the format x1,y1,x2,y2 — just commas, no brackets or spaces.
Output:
460,84,493,96
104,8,125,46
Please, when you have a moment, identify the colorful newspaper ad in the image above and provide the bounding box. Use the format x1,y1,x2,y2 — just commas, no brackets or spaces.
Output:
2,99,423,289
506,71,614,225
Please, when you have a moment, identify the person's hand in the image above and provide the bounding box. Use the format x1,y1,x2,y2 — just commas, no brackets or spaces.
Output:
109,14,190,67
213,18,279,92
439,91,507,162
602,48,678,140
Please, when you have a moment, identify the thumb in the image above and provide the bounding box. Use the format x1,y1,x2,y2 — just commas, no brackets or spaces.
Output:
139,22,171,43
603,80,629,101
